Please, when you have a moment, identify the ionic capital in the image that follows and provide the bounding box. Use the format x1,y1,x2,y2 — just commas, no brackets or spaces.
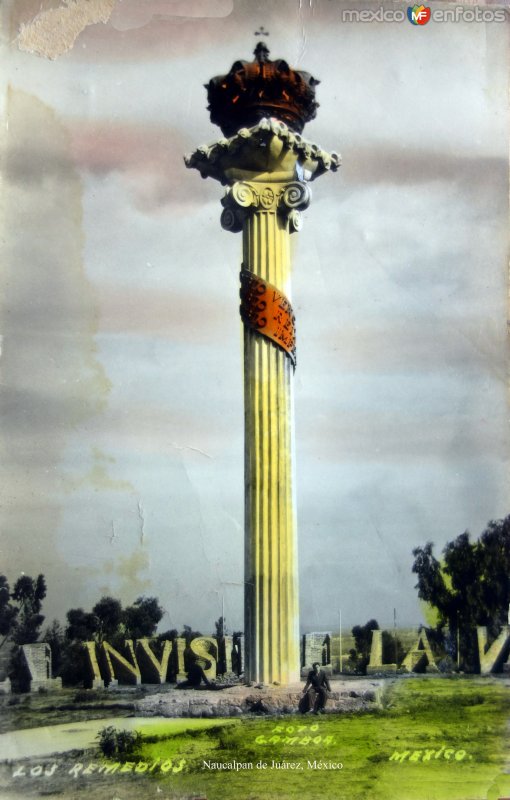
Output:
220,179,312,233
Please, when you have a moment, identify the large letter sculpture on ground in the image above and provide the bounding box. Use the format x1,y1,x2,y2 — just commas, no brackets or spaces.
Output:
186,42,339,684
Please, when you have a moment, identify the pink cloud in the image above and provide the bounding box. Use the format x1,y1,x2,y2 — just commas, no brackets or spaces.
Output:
97,283,230,339
109,0,233,31
69,120,211,212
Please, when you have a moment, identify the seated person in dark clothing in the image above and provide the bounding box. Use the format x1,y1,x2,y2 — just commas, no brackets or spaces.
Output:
302,662,331,713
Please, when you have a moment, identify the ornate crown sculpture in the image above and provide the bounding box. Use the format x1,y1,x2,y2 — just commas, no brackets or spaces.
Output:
206,41,320,137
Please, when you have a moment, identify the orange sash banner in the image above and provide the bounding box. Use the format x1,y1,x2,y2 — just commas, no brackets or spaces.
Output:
239,268,296,367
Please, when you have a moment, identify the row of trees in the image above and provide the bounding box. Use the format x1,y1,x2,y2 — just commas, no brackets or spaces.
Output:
0,578,170,686
336,516,510,675
3,515,509,682
0,573,235,687
64,596,164,643
0,580,167,653
44,595,165,685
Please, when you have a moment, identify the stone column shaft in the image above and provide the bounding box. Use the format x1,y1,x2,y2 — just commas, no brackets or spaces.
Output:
242,201,299,684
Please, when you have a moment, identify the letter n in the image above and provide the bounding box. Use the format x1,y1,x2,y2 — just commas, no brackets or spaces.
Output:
101,640,141,685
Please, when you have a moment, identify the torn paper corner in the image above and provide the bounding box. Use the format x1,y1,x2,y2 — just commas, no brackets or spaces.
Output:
16,0,116,60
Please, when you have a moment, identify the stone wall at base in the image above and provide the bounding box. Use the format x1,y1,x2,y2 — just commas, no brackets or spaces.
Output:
301,632,332,670
135,679,383,719
21,643,62,692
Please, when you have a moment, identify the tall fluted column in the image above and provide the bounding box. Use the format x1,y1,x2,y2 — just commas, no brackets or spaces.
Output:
222,180,310,684
186,119,339,685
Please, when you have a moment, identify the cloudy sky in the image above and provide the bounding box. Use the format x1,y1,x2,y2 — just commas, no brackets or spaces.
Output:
0,0,508,634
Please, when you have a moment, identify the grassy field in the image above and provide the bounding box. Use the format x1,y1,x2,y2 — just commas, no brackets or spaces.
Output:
134,677,510,800
2,677,510,800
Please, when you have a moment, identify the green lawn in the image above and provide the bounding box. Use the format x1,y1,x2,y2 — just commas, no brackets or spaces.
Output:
133,677,510,800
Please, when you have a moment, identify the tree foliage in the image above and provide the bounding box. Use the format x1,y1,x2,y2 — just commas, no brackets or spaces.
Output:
0,573,47,647
65,595,164,645
180,625,202,644
12,574,46,644
92,596,123,642
122,597,163,639
0,576,18,647
351,619,379,673
158,629,178,642
42,620,65,676
66,608,99,642
0,573,48,690
412,515,510,671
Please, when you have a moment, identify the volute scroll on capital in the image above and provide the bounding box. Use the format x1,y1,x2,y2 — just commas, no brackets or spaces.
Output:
220,206,244,233
279,181,311,212
220,179,312,233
